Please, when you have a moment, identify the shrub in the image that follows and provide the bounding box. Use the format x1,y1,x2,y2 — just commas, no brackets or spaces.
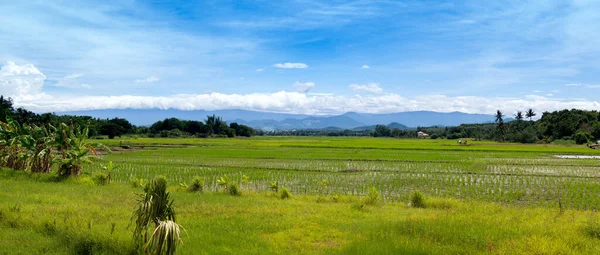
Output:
228,183,241,196
92,172,109,185
280,187,291,199
130,178,145,188
269,181,279,193
410,190,426,208
584,220,600,239
363,187,380,206
575,131,592,145
187,177,204,193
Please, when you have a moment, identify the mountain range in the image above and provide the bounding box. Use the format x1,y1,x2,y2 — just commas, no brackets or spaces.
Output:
56,109,495,130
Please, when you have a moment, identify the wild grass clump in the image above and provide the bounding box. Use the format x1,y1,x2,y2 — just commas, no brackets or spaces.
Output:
130,177,145,188
584,220,600,239
187,177,204,193
280,187,291,199
410,190,427,208
427,198,458,210
92,172,109,185
228,183,241,196
363,187,380,206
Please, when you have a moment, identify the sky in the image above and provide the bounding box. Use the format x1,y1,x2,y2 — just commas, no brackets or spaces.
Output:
1,0,600,115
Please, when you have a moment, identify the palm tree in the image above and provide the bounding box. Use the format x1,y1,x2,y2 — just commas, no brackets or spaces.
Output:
525,108,536,121
132,176,182,255
494,110,504,125
494,110,505,142
515,111,524,121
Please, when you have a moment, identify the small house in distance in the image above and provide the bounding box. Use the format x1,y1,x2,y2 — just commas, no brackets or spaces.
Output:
417,131,429,138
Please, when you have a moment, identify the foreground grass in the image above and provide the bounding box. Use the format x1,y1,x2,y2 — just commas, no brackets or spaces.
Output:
2,169,600,254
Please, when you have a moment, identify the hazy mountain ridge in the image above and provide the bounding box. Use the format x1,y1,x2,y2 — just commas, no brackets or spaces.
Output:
57,109,495,130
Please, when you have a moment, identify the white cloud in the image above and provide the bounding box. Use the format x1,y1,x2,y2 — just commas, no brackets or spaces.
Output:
64,73,83,79
565,83,600,88
273,62,308,69
293,81,315,93
533,90,542,93
349,83,383,94
546,93,554,97
0,61,48,100
361,65,370,69
135,76,160,83
55,73,92,89
457,19,476,24
256,68,264,72
15,92,600,116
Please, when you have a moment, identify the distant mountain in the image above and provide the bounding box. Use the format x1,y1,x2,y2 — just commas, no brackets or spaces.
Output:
353,122,409,131
56,109,495,130
341,111,493,127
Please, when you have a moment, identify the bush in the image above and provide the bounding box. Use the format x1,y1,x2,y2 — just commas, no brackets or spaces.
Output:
187,177,204,193
363,187,380,206
410,190,426,208
228,183,241,196
92,172,109,185
575,131,592,145
280,187,291,199
130,178,145,188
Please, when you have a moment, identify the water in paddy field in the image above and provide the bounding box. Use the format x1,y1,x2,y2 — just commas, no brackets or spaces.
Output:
554,155,600,159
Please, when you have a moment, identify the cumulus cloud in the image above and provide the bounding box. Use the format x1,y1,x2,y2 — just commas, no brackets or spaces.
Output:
55,73,92,89
135,76,160,83
361,65,370,69
273,62,308,69
349,83,383,94
0,61,48,100
15,92,600,116
293,81,315,93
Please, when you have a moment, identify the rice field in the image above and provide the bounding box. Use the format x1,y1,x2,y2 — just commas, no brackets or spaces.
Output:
92,137,600,209
4,137,600,254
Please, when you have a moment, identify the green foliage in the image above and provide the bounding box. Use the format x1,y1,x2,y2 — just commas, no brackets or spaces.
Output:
363,187,380,206
228,183,241,196
187,177,204,193
584,220,600,239
574,131,592,144
92,172,110,185
217,174,229,191
132,176,181,253
269,181,279,193
130,177,145,188
280,187,291,199
410,190,427,208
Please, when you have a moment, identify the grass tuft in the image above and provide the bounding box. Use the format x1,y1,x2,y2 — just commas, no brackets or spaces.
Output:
187,177,204,193
410,190,427,208
280,187,291,199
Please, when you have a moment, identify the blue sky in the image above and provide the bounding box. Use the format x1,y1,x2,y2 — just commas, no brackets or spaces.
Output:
0,0,599,114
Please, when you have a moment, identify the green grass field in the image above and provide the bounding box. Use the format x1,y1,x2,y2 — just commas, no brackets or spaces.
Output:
2,137,600,254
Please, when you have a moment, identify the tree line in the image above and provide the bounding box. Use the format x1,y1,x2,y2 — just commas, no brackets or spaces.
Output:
3,95,600,143
0,96,255,139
